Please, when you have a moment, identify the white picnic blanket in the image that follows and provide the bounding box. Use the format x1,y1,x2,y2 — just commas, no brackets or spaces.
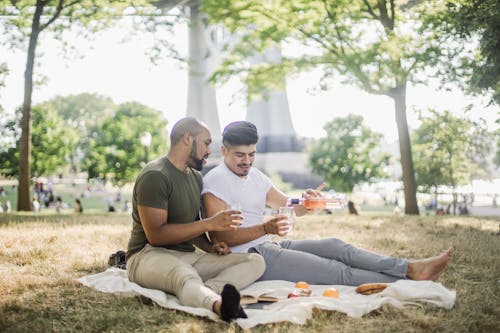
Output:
78,268,456,329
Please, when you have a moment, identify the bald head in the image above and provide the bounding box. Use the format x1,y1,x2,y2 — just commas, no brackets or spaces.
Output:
170,117,207,146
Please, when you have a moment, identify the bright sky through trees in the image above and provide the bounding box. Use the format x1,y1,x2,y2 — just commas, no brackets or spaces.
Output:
1,20,498,143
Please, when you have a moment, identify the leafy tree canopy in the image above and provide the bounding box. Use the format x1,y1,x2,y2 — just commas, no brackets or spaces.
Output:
0,103,78,177
21,93,117,173
0,0,154,211
202,0,457,98
83,101,168,183
0,0,144,37
0,62,7,88
495,120,500,168
434,0,500,104
46,93,116,133
31,103,79,176
309,114,391,193
412,109,492,192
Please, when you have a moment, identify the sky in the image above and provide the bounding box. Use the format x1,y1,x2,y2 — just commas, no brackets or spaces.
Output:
1,20,499,144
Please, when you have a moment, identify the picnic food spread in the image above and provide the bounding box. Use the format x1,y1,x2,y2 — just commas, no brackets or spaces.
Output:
355,283,388,295
288,282,342,299
322,288,339,298
288,281,312,298
295,281,310,289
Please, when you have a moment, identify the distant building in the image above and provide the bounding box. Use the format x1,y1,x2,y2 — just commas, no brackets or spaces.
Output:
178,0,317,188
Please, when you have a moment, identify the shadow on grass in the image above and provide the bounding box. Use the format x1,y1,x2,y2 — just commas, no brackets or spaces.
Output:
0,214,498,333
0,213,130,226
0,281,232,333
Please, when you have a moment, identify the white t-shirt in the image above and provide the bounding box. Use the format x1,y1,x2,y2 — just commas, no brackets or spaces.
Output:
202,163,272,253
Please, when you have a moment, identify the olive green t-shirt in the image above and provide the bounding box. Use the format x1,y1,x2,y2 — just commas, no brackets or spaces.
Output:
126,156,202,258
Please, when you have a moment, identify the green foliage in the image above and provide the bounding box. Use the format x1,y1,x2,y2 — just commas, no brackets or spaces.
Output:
0,0,145,37
0,105,78,177
39,93,117,172
495,121,500,168
202,0,453,96
83,101,168,183
0,110,18,176
412,109,492,192
31,104,79,177
0,107,18,153
0,64,9,151
0,93,170,183
0,62,7,88
432,0,500,104
47,93,116,133
309,114,391,193
1,0,154,211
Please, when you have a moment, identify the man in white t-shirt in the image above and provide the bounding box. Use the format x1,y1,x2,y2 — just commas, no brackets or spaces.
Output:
202,121,453,286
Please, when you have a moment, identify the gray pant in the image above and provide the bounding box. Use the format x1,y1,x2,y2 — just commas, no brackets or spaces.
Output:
249,238,408,286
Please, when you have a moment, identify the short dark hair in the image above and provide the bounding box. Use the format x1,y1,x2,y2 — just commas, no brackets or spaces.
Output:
170,117,206,145
222,121,259,146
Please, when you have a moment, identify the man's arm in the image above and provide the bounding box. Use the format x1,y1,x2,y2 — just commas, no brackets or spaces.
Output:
266,186,309,216
266,183,327,217
203,192,287,247
265,185,289,210
192,233,213,252
192,234,231,255
138,205,242,247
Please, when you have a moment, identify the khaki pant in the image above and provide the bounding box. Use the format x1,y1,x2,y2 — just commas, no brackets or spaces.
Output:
127,244,265,311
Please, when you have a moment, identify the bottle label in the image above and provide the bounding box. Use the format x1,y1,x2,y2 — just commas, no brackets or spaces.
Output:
306,198,326,209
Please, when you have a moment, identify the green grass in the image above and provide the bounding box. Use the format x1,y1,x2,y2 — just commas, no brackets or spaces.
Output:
0,212,499,332
0,181,132,213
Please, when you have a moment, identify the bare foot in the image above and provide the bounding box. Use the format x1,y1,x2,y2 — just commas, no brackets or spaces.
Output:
407,247,454,281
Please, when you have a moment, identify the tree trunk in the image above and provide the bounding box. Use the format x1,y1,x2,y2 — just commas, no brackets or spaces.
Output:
17,0,44,211
390,82,419,215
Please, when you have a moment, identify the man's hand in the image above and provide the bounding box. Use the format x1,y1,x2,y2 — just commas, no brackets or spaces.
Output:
205,209,243,231
263,215,289,236
302,182,326,198
209,241,231,255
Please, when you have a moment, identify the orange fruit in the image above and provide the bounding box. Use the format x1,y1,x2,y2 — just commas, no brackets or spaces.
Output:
295,281,310,289
322,288,339,299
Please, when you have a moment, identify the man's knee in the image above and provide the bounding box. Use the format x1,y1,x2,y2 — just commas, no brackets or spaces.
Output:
248,253,266,277
169,265,202,288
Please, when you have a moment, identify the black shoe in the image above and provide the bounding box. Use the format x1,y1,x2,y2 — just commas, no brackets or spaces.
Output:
220,284,247,322
108,250,126,269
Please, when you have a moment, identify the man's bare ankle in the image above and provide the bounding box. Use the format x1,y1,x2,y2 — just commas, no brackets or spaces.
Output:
213,300,221,316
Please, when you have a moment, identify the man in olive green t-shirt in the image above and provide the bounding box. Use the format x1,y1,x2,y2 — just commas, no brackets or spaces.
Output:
126,117,265,322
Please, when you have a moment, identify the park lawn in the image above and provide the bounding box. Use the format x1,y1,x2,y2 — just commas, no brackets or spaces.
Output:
0,180,133,213
0,212,498,333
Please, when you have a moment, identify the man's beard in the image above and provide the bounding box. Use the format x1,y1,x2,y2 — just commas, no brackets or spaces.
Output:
235,163,251,177
189,141,207,171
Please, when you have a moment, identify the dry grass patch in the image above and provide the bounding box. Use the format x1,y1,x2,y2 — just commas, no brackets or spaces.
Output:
0,213,499,332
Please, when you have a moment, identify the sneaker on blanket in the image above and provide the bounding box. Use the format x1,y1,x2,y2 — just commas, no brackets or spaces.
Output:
108,250,126,269
220,284,247,322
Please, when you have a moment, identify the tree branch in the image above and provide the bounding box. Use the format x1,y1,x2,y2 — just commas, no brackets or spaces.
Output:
406,58,419,77
321,0,347,56
376,0,392,30
296,26,340,57
389,0,395,29
363,0,379,20
253,6,341,57
40,0,81,32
